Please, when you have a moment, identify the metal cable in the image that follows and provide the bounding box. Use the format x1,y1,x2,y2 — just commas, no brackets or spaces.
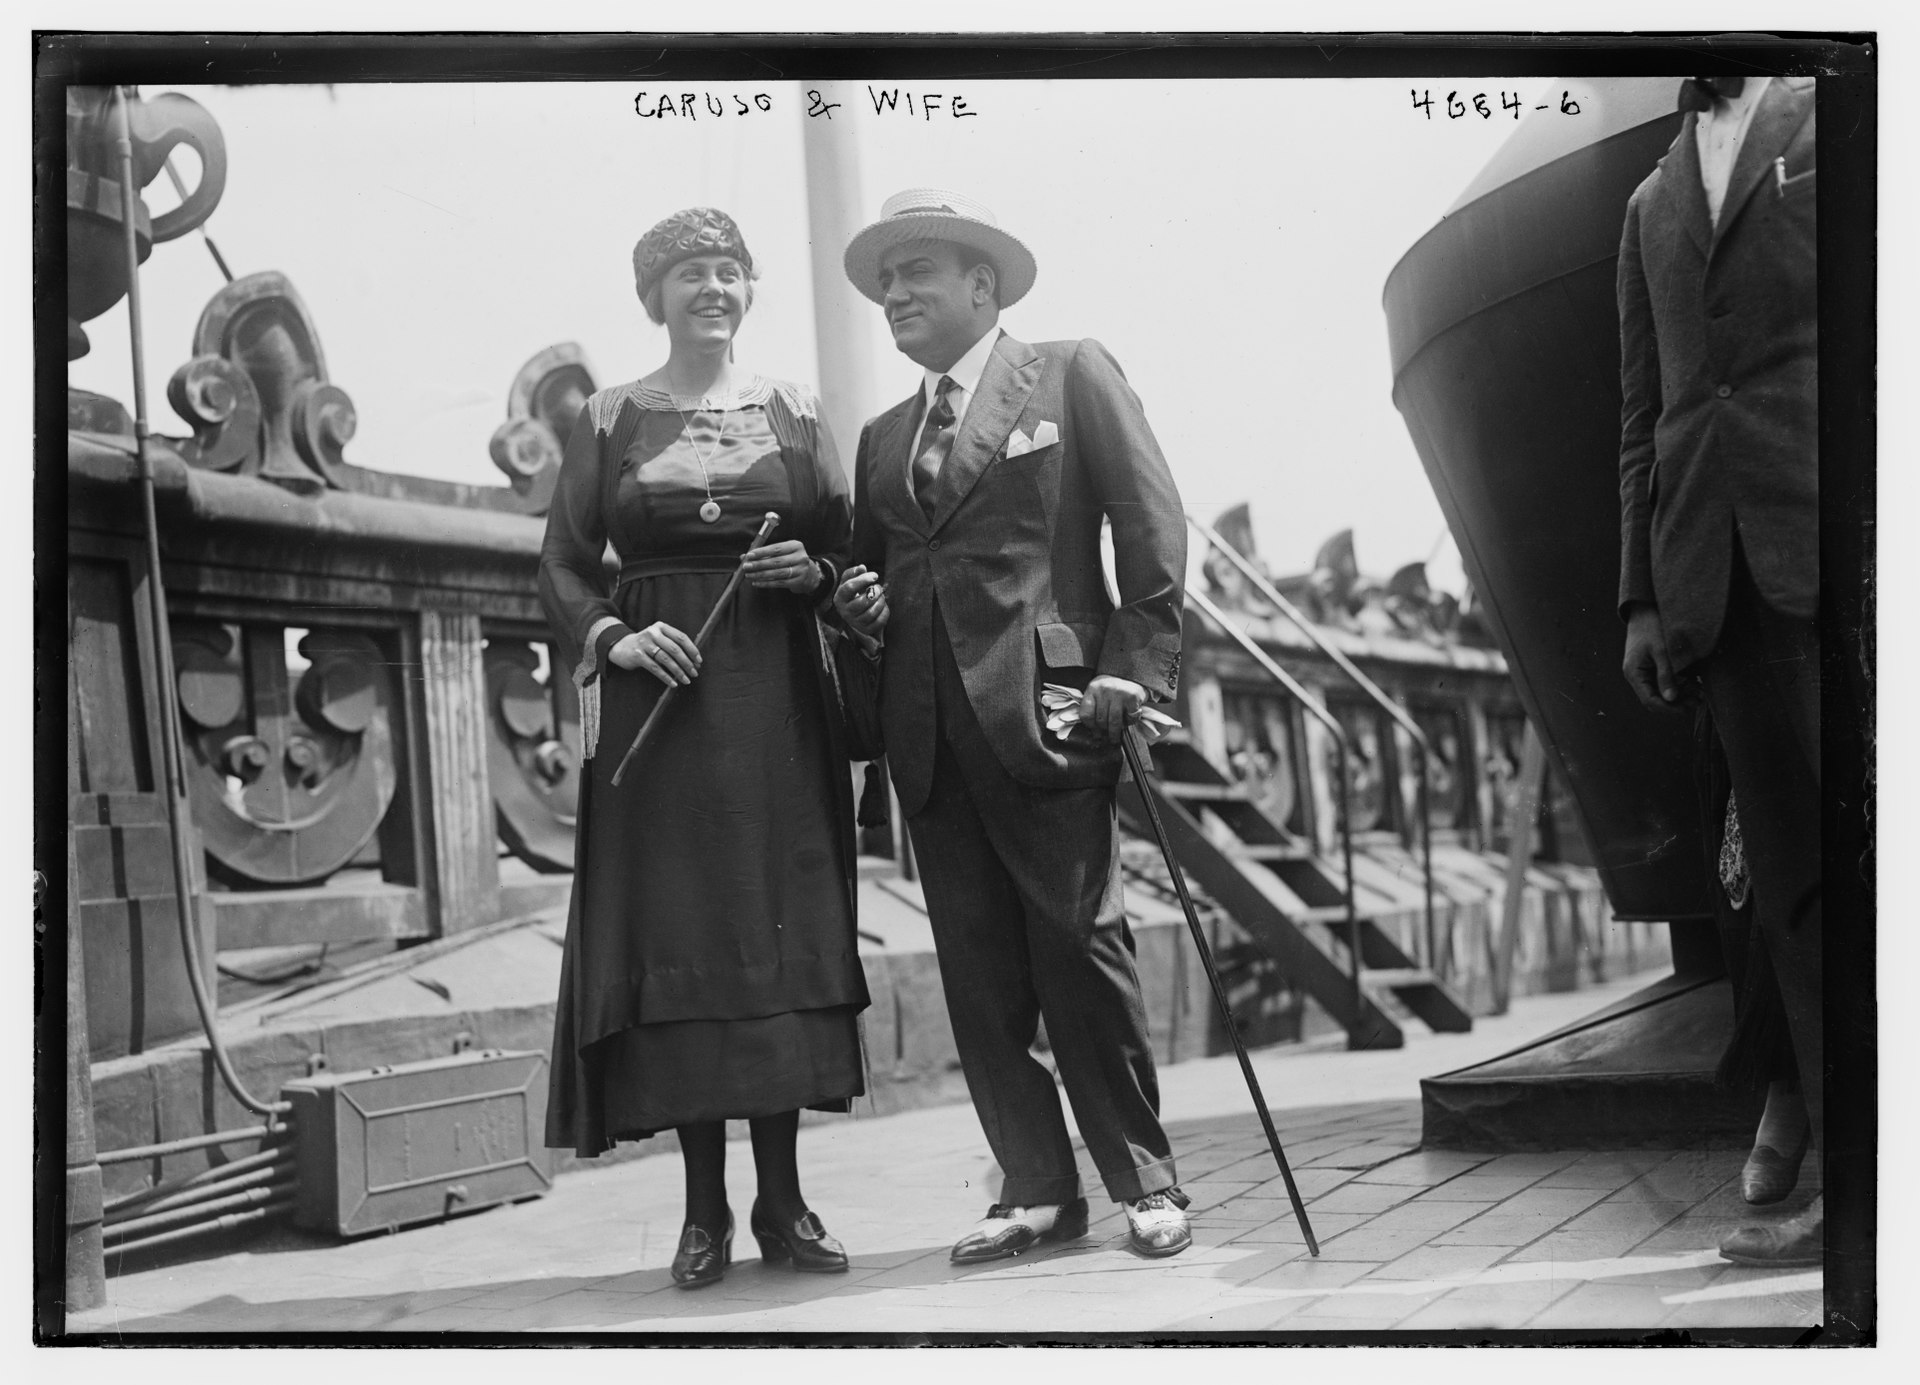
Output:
104,1161,293,1227
104,1178,297,1242
161,151,234,283
97,1122,289,1167
112,86,289,1120
102,1144,290,1214
103,1200,295,1261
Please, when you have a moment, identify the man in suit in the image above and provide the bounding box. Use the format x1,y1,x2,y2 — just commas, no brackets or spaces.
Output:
833,188,1192,1260
1617,75,1821,1267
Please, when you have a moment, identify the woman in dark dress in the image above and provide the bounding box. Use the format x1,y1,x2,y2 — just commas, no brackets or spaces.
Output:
539,208,869,1289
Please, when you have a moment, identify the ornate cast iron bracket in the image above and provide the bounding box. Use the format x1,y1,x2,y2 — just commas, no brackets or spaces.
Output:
164,304,591,518
484,638,581,872
172,620,399,887
488,343,595,517
166,271,358,494
66,86,228,360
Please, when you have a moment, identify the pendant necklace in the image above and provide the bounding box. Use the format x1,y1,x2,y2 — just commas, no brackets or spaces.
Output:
670,386,729,523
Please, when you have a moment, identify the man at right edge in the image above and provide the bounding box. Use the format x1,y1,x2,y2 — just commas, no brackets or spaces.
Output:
1616,74,1822,1267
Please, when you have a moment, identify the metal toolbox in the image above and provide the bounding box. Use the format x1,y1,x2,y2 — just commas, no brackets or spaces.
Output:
282,1046,553,1237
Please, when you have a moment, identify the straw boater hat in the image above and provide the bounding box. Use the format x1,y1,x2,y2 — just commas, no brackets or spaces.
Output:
842,188,1037,308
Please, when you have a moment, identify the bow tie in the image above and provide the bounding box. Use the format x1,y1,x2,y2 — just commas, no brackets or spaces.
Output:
1678,76,1747,113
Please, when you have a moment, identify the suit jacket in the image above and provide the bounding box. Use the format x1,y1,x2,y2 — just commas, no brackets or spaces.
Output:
1616,75,1817,673
849,333,1187,817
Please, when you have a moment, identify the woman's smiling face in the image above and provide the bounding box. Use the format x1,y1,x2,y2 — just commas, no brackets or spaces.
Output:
660,254,750,352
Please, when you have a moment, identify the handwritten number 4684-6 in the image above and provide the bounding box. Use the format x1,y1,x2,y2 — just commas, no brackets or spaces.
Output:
1412,90,1582,120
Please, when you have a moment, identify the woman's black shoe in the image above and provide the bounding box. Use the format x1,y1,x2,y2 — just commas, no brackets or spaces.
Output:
670,1213,733,1289
750,1201,849,1273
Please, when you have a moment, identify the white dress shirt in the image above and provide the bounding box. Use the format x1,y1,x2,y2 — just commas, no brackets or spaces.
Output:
1694,76,1772,229
909,325,1003,476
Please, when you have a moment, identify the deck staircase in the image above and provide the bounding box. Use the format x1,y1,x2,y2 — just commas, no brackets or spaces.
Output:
1117,729,1472,1050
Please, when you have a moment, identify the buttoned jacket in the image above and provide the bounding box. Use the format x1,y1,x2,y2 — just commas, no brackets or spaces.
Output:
849,333,1186,816
1616,75,1817,672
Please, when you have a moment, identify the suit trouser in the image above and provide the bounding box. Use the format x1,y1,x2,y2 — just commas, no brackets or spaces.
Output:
904,618,1177,1205
1695,550,1823,1154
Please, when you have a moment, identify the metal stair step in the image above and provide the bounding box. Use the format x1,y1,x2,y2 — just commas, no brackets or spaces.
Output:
1360,968,1440,989
1120,773,1417,1051
1157,781,1255,803
1235,843,1317,863
1296,904,1366,925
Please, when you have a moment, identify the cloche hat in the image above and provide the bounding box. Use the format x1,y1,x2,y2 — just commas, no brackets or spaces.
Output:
842,188,1037,307
633,207,755,300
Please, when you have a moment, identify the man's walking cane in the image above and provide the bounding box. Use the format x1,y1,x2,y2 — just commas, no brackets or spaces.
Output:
1119,727,1320,1255
609,511,780,787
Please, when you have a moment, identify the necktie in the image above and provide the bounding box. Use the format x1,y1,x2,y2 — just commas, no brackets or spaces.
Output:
1678,75,1746,113
912,375,958,517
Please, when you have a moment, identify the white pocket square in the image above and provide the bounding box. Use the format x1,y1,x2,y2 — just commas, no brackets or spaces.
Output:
1006,428,1034,457
1032,420,1060,449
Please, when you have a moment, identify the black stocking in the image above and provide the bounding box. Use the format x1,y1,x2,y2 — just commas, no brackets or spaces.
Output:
749,1109,806,1222
677,1121,728,1232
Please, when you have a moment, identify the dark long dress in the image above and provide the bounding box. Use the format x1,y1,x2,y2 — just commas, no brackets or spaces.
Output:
539,375,869,1157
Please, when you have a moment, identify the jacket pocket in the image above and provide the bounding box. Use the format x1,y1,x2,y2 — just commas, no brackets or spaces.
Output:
1778,166,1815,204
984,439,1062,482
1036,620,1107,671
1002,439,1062,465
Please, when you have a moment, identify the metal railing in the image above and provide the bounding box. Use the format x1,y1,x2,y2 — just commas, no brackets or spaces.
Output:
1190,518,1441,977
1184,585,1366,1019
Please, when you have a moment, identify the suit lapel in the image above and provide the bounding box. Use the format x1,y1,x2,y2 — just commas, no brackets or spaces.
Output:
870,393,929,537
925,334,1043,533
1665,114,1713,259
1712,79,1813,255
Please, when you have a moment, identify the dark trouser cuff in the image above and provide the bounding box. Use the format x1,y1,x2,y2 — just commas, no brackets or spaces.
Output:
1102,1154,1178,1205
997,1171,1083,1207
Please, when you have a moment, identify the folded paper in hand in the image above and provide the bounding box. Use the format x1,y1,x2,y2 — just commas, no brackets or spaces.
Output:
1040,683,1180,744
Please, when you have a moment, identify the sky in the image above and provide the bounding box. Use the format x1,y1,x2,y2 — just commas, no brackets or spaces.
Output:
66,75,1564,595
